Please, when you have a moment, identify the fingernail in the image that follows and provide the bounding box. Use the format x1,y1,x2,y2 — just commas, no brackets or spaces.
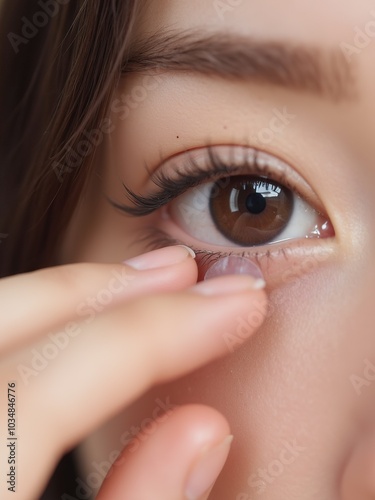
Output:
124,245,195,270
204,256,264,281
192,274,266,296
185,435,233,500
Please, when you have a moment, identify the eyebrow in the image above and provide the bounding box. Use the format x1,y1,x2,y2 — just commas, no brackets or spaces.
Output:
123,30,356,101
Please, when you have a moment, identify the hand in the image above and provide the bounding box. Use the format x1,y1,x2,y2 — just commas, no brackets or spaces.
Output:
0,246,267,499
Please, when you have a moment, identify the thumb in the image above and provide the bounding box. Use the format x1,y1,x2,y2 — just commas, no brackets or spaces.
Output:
97,405,232,500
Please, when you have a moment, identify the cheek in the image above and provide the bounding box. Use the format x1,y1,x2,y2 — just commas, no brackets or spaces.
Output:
119,264,375,499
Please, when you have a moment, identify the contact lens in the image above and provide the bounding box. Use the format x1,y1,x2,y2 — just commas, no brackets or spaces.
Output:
204,255,264,281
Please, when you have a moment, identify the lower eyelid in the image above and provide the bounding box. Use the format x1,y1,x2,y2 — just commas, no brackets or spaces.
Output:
139,224,336,287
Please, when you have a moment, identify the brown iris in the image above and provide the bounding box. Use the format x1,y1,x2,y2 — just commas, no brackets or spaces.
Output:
210,176,294,246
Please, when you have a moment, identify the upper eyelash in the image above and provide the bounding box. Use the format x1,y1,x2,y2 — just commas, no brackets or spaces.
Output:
108,147,293,217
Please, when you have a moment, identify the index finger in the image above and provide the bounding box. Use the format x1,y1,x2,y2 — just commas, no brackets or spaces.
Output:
0,246,197,353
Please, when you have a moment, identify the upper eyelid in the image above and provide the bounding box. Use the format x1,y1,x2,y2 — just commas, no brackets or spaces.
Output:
177,146,323,211
110,145,324,217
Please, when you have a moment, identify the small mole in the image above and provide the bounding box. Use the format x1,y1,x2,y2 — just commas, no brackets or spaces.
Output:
176,136,180,139
223,125,227,130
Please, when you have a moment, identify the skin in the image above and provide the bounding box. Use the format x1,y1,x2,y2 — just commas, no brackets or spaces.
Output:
67,0,375,498
1,0,375,498
62,0,375,498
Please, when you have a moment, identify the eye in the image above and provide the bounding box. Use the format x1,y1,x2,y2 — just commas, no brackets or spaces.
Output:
113,145,334,251
160,147,333,249
168,174,326,247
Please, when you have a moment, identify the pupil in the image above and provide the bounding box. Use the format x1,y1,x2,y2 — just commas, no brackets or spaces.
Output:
246,192,267,214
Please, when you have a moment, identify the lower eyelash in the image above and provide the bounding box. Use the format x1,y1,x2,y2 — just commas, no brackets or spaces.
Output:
136,226,288,268
134,225,335,286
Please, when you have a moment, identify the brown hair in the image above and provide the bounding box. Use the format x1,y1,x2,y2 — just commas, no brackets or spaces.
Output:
0,0,141,277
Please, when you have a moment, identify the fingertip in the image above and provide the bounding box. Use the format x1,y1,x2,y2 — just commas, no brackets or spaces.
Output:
97,405,231,500
123,245,195,270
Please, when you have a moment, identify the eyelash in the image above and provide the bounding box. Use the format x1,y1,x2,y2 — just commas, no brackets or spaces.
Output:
109,147,311,217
